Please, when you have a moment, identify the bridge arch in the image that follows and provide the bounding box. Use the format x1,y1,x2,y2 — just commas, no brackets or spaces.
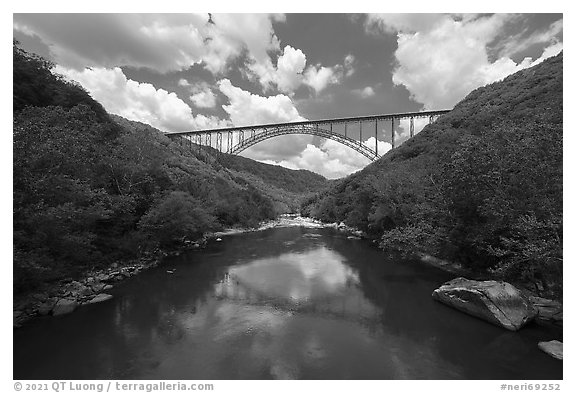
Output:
229,124,379,161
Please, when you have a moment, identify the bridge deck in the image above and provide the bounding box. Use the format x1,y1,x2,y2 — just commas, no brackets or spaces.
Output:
164,109,451,136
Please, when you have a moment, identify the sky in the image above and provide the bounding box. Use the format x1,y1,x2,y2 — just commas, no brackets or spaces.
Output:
13,13,563,179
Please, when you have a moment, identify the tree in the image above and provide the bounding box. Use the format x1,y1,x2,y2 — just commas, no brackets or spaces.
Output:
138,191,218,248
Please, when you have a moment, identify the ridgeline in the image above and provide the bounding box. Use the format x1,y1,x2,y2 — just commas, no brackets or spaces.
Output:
302,53,563,298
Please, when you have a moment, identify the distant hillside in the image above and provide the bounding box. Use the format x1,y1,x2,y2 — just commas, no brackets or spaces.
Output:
207,150,328,213
218,153,326,194
303,53,562,297
13,42,326,292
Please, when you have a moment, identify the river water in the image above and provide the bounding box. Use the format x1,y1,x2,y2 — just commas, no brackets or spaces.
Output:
13,223,562,379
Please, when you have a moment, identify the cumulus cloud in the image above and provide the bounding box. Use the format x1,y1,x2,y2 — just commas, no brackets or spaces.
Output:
179,80,218,108
247,44,347,95
353,86,375,98
248,45,307,94
14,13,285,75
260,137,391,179
274,46,307,92
203,13,284,75
303,64,342,94
272,143,361,179
54,66,229,132
218,79,305,126
299,53,353,93
344,54,356,76
190,88,217,109
367,14,563,109
260,143,364,179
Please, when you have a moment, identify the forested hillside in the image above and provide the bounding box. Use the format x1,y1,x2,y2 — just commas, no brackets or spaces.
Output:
215,153,329,213
13,42,326,292
302,53,563,297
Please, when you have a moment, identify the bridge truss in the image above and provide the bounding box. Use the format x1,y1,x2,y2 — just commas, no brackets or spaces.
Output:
165,109,450,161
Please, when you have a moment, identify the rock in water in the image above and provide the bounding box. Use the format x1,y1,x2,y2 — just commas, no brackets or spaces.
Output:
88,293,113,304
538,340,563,360
37,301,56,316
52,299,78,316
529,296,563,326
432,278,536,331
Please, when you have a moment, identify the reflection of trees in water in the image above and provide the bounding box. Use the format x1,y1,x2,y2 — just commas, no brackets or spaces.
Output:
324,232,563,379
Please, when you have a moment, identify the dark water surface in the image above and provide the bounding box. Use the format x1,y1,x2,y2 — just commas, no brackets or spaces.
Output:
14,226,563,379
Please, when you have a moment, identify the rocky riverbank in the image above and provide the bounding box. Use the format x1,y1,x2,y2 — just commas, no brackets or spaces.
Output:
13,215,337,328
14,257,158,327
13,232,222,328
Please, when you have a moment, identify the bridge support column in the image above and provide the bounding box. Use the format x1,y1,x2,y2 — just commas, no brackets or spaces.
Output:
375,118,378,157
410,117,414,138
391,118,395,149
216,132,222,152
359,121,362,144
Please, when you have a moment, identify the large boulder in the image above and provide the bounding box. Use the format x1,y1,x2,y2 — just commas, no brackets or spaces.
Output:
432,278,536,331
52,298,78,316
87,293,113,304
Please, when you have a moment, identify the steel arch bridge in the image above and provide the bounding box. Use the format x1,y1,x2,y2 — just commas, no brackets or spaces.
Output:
165,109,451,161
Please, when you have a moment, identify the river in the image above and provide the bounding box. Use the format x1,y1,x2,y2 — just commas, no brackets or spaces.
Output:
13,222,562,379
